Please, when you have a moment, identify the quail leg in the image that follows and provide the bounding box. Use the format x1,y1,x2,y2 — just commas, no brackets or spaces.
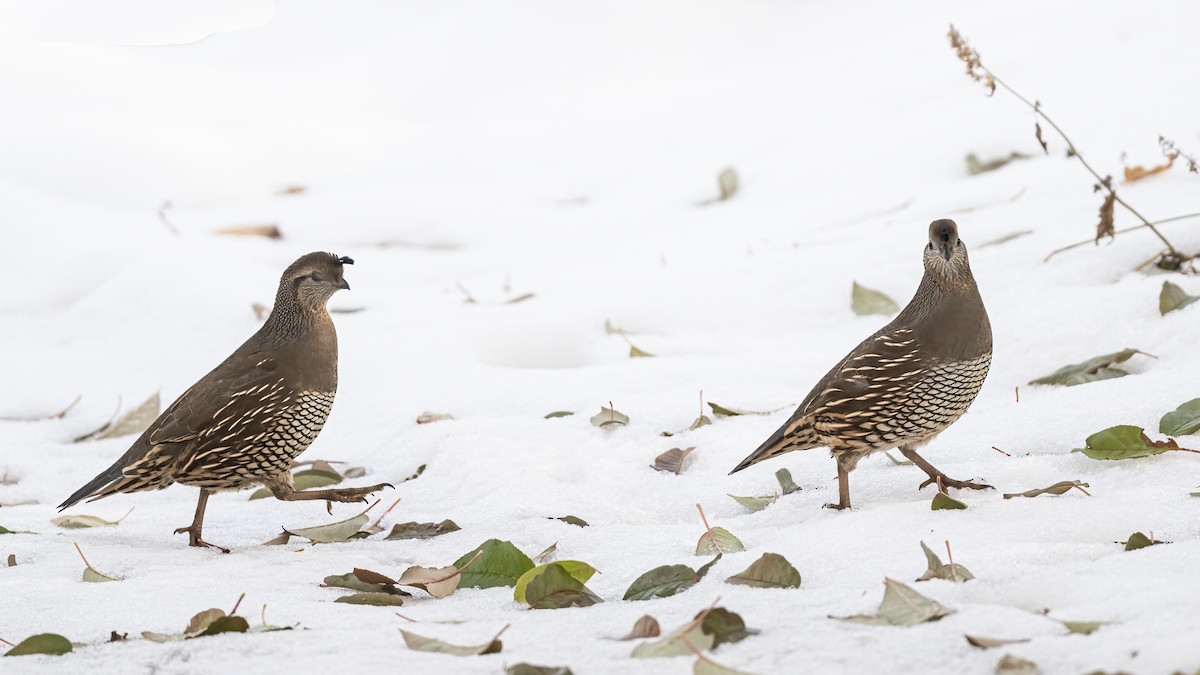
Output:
269,482,394,503
823,459,853,510
174,488,231,553
899,447,992,491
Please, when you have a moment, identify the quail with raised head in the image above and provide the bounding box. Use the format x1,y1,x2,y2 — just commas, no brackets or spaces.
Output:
730,220,992,509
60,252,390,551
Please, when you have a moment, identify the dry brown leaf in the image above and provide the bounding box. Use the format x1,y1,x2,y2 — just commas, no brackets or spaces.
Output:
652,447,695,475
1124,155,1175,183
215,224,282,239
1094,177,1115,243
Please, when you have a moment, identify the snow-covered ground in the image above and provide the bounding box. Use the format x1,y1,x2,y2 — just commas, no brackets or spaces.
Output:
2,2,1200,673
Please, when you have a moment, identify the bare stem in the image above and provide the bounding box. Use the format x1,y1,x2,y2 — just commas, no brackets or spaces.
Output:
229,592,246,616
695,503,714,537
1044,212,1200,261
944,540,958,582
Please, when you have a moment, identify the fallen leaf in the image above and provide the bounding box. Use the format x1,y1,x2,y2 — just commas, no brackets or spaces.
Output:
284,504,371,543
551,516,589,527
453,539,534,589
931,492,967,510
0,526,36,535
652,447,695,475
915,541,974,582
964,634,1031,649
1124,155,1175,183
532,542,557,565
184,609,228,637
544,411,574,419
836,578,954,626
632,617,714,658
417,411,455,424
1029,348,1149,386
400,628,504,656
1060,620,1107,635
624,565,701,601
196,616,249,637
694,656,758,675
696,526,744,556
1120,531,1165,551
590,405,629,429
262,531,291,545
516,561,599,604
995,654,1040,675
1076,425,1186,460
5,554,15,566
717,167,738,201
322,571,404,595
616,615,662,640
1159,398,1200,436
215,224,282,239
726,493,777,512
335,592,406,607
1094,178,1115,243
385,520,461,540
4,634,73,656
83,565,119,583
707,402,778,417
688,414,712,430
775,468,801,495
1159,281,1199,316
965,151,1029,175
523,562,603,609
507,664,574,675
629,345,654,358
725,552,801,589
851,282,899,316
52,508,133,529
699,607,757,647
1002,480,1090,499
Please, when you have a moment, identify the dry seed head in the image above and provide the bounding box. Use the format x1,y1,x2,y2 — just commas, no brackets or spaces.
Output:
947,25,994,94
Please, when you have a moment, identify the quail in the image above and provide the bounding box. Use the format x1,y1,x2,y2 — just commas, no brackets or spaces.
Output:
59,252,390,551
730,219,992,509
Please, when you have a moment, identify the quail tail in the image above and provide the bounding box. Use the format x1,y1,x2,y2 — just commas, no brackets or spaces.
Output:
58,459,125,511
729,417,818,474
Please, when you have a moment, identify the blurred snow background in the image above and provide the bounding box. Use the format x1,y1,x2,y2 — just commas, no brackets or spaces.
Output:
1,1,1199,673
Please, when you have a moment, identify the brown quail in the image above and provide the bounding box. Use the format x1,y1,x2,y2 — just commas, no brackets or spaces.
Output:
730,220,992,509
59,252,390,551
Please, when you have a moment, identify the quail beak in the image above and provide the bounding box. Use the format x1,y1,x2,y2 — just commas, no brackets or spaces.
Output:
940,243,954,261
337,278,350,290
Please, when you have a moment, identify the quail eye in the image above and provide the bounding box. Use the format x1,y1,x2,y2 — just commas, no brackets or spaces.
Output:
310,271,323,282
927,243,934,251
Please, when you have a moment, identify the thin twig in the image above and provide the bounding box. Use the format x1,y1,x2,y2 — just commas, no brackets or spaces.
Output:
229,593,246,616
695,503,714,537
991,446,1012,457
368,497,403,531
0,636,14,647
944,540,958,582
1044,212,1200,261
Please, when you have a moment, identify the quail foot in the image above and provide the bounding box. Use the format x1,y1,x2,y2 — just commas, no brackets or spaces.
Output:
730,220,992,509
59,252,391,551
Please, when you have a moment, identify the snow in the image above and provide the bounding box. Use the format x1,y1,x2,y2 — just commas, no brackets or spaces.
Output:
2,1,1200,673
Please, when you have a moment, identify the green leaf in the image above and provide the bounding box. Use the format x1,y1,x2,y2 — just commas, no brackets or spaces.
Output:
184,609,227,637
4,634,72,656
1159,280,1200,315
384,519,461,540
836,577,954,626
651,447,694,474
700,607,757,647
453,539,534,589
775,468,801,495
334,592,406,606
0,525,35,535
931,491,967,510
693,656,758,675
400,629,503,656
624,565,700,601
851,281,899,316
632,617,714,658
707,402,775,417
726,493,777,512
51,507,133,529
915,541,973,582
196,615,249,637
1028,348,1148,386
590,406,629,429
1002,480,1090,499
725,552,801,589
1061,620,1107,635
1076,425,1179,460
514,561,598,604
544,411,575,419
696,527,744,556
689,414,712,430
1159,398,1200,436
551,515,589,527
1121,532,1164,551
507,664,574,675
83,565,119,583
717,167,738,201
524,562,602,609
284,507,370,543
629,345,654,358
322,571,403,595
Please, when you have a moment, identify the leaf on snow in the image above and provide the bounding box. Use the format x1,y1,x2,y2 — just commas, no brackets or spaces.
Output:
707,402,774,417
507,664,575,675
1059,620,1108,635
725,552,801,589
851,282,900,316
544,411,575,419
693,656,759,675
334,592,406,607
3,633,73,657
1159,398,1200,436
385,519,461,540
1124,155,1175,183
1159,281,1200,316
631,616,714,658
590,406,629,429
964,634,1031,649
1028,348,1149,387
0,525,36,535
215,224,282,239
52,508,133,529
775,468,801,495
550,515,589,527
196,616,249,637
726,493,777,512
699,607,757,648
717,167,739,201
416,411,455,424
836,577,954,626
400,628,504,656
624,565,701,601
523,562,603,609
995,654,1040,675
931,491,967,510
1002,480,1090,499
83,564,119,583
915,541,973,582
616,615,662,640
532,542,558,565
1120,531,1165,551
1075,425,1185,460
696,527,744,556
284,505,371,543
453,539,534,589
652,447,695,474
322,570,405,595
514,561,599,604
